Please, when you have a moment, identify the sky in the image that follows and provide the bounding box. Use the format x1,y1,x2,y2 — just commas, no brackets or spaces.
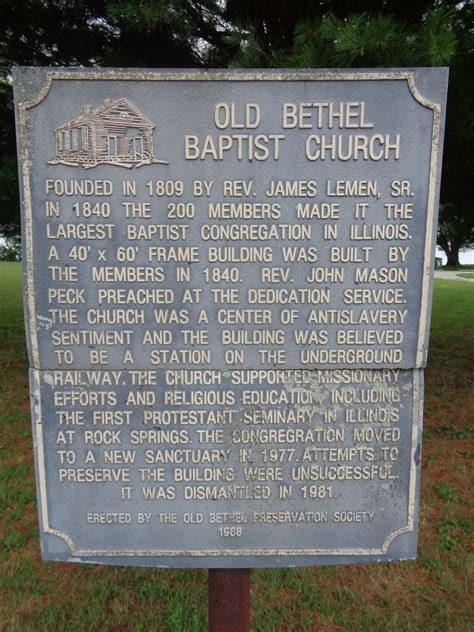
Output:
435,247,474,265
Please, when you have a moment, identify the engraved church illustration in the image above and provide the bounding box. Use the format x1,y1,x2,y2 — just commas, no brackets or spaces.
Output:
50,98,168,168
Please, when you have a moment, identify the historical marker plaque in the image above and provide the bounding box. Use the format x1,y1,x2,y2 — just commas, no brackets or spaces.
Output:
14,68,447,568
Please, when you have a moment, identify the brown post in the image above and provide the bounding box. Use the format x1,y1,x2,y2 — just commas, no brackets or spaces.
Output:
208,569,251,632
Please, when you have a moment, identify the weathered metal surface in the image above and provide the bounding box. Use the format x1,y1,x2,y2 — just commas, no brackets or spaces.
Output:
29,366,423,567
15,68,447,371
13,68,447,568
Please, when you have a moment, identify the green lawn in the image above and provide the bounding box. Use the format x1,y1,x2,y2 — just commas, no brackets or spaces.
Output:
430,279,474,331
0,262,473,631
0,262,25,333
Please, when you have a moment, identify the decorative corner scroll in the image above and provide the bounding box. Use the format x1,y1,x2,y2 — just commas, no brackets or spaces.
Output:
406,75,441,112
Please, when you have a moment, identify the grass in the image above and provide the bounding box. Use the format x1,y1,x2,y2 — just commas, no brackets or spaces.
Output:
426,280,474,443
0,262,473,630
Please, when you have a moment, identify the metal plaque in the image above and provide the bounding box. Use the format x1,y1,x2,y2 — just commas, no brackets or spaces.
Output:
14,67,447,567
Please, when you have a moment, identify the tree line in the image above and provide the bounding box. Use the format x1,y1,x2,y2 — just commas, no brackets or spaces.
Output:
0,0,472,265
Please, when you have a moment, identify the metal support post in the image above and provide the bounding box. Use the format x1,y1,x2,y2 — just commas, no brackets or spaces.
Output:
208,569,251,632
